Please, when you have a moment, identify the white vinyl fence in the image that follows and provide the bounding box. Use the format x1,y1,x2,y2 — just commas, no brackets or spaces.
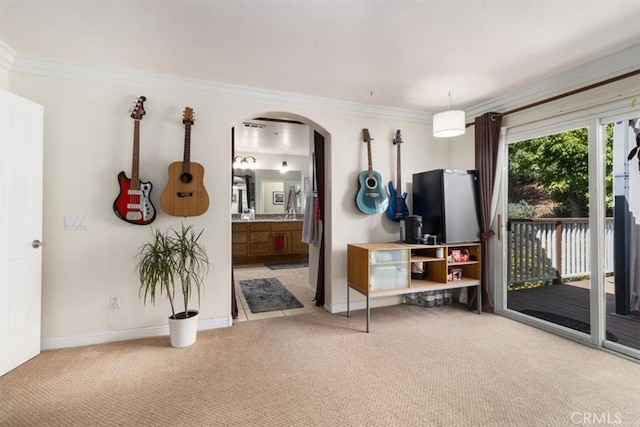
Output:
508,218,614,285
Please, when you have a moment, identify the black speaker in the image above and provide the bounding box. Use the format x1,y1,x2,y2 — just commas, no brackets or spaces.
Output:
412,169,481,244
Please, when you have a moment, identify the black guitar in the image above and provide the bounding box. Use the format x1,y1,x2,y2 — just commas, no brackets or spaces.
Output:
386,129,409,221
356,129,388,215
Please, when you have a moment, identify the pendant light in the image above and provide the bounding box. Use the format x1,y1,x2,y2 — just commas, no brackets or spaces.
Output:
433,92,465,138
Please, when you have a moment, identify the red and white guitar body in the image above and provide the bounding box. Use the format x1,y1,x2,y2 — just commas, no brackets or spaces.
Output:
114,171,156,224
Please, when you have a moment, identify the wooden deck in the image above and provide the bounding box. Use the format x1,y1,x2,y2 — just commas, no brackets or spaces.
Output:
507,280,640,350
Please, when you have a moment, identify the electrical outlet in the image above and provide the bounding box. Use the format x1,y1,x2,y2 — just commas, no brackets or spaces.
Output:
109,296,120,309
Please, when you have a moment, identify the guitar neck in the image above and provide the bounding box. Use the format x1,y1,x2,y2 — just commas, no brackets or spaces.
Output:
183,123,191,172
367,140,373,177
131,120,141,190
396,143,402,196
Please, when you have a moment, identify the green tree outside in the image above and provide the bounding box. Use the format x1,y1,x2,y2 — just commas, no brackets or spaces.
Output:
509,126,613,217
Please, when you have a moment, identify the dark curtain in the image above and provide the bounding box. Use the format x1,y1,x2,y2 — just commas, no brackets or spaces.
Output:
470,112,502,312
231,127,238,319
313,130,325,307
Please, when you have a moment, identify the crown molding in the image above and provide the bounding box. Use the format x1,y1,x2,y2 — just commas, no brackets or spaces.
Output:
0,39,16,70
8,43,639,125
10,55,432,124
465,44,640,119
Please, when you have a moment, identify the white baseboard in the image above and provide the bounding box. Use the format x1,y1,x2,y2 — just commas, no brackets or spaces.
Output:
41,316,232,350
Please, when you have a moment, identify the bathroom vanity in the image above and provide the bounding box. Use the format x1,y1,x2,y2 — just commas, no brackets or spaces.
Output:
232,219,308,265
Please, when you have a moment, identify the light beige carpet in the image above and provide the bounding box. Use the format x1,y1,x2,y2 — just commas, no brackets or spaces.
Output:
1,305,639,427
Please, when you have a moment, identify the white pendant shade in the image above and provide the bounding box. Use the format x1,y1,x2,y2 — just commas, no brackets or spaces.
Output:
433,110,466,138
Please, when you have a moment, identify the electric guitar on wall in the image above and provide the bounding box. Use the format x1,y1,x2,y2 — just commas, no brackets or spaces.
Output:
160,107,209,217
386,129,410,221
113,96,157,225
356,128,388,215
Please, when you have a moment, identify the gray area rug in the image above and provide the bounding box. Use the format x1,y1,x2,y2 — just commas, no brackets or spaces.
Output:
240,277,304,313
265,261,309,270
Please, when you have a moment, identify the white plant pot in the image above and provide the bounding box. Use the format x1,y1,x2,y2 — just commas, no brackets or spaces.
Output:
168,310,199,348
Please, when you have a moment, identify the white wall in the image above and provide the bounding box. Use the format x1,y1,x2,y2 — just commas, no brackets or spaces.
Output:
449,128,475,171
0,40,14,90
0,67,7,90
7,65,450,346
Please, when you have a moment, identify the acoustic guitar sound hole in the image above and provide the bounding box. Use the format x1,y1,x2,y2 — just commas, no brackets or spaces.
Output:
180,173,193,184
366,178,377,188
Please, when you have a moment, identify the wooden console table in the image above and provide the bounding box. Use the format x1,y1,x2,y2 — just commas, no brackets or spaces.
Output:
347,242,482,332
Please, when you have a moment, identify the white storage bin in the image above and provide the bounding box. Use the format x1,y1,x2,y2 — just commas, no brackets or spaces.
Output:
370,264,409,290
370,250,408,264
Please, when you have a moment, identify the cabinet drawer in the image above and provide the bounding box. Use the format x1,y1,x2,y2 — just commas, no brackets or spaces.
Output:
232,232,247,244
250,223,271,232
249,242,270,255
232,243,247,256
232,223,248,232
271,221,302,231
250,231,270,243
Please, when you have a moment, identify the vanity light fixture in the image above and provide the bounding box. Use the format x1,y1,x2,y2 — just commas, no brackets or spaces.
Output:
233,156,257,169
280,161,289,173
433,92,466,138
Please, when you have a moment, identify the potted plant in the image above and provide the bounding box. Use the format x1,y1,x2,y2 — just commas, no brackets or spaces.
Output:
136,224,209,347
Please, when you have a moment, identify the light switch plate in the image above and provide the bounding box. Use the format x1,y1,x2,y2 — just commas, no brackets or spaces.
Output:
64,216,88,230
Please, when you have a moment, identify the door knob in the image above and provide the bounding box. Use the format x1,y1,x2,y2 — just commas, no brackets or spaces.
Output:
32,240,46,248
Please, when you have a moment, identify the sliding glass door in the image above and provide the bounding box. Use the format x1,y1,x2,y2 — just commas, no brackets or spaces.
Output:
506,125,597,339
502,113,639,360
602,116,640,356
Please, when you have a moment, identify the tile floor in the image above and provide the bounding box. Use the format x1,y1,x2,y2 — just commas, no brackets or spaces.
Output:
233,264,323,322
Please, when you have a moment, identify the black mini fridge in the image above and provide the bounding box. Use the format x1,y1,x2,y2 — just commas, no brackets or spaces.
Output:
412,169,481,244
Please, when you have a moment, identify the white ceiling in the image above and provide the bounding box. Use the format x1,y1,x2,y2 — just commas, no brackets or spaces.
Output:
1,0,639,154
234,117,310,157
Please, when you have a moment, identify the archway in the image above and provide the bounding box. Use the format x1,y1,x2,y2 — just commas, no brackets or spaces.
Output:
230,111,329,319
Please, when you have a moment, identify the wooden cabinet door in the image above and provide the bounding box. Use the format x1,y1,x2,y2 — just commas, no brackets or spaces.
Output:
249,231,271,255
291,230,308,253
231,223,249,257
272,231,291,254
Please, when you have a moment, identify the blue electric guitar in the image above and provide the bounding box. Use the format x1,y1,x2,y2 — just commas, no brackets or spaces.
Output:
356,129,388,215
386,129,410,221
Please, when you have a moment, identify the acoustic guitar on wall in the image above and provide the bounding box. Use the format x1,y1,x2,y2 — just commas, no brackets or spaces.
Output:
112,96,157,225
356,128,388,215
160,107,209,217
386,129,410,221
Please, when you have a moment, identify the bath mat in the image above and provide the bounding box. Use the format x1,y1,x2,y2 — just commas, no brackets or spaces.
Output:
240,277,304,313
520,310,618,342
265,261,309,270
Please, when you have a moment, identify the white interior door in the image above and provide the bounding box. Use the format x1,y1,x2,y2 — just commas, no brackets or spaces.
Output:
0,89,44,376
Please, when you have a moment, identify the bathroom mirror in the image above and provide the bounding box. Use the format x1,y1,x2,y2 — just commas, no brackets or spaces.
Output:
232,168,303,214
232,174,253,214
256,169,302,214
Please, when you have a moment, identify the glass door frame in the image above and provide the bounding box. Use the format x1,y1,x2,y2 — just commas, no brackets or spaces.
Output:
599,110,640,360
494,110,640,360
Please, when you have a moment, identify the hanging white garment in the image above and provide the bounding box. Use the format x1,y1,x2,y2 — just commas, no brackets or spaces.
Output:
302,194,316,243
